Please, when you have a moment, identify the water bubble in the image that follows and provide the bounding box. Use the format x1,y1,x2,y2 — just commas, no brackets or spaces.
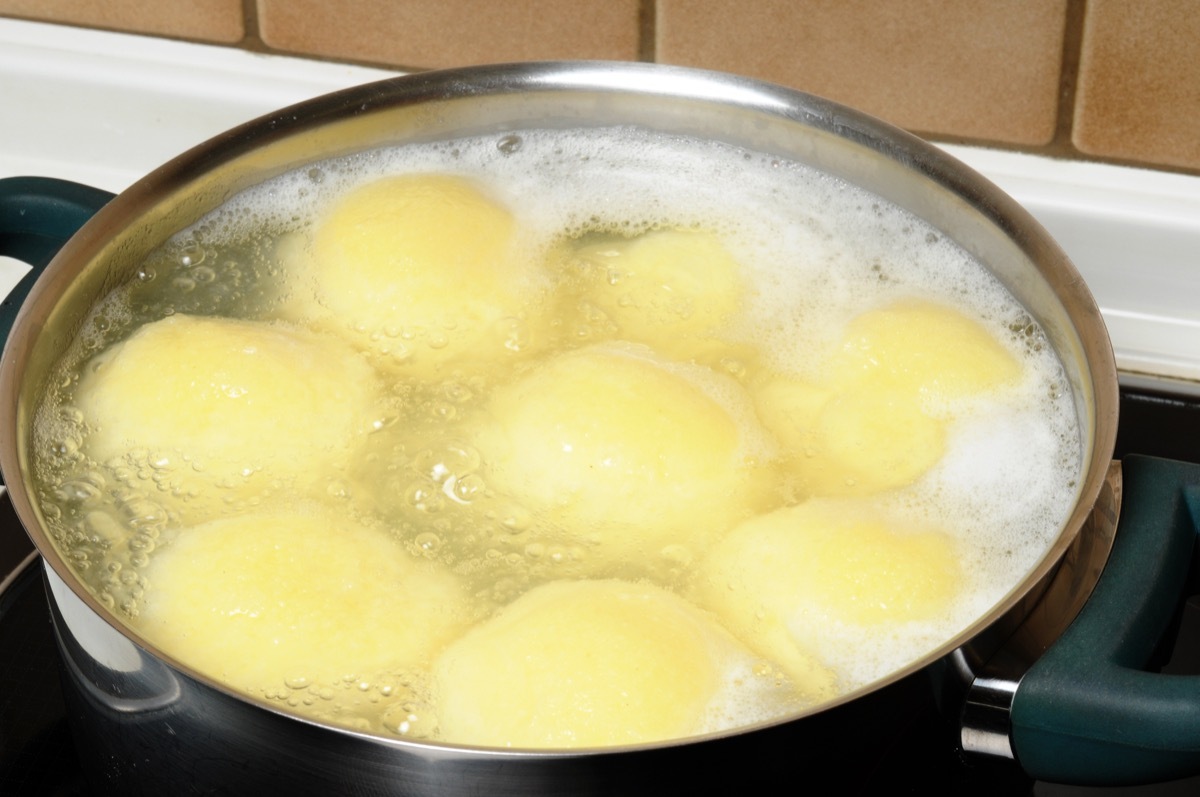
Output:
58,406,85,425
51,437,81,458
136,266,157,282
179,241,206,268
498,505,530,533
498,317,532,353
414,531,441,553
128,533,156,553
307,167,325,183
450,473,484,503
496,134,523,155
429,401,456,421
191,266,217,283
83,511,123,544
442,382,474,404
407,482,444,513
56,479,102,504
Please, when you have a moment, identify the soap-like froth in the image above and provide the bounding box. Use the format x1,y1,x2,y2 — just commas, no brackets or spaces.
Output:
432,579,806,748
298,173,549,376
74,314,381,518
137,510,471,691
474,344,769,574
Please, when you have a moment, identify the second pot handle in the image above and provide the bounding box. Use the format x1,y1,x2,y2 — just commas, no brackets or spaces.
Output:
0,176,114,489
1011,454,1200,784
0,176,115,344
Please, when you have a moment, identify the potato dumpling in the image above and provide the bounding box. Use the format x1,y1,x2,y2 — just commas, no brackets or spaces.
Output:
565,229,748,364
303,173,546,376
751,376,945,498
830,298,1021,402
696,501,962,682
137,510,471,691
476,345,766,572
75,314,381,515
433,579,798,748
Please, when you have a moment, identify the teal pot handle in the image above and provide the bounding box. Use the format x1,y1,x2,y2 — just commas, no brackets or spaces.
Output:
0,176,114,343
1011,454,1200,784
0,176,114,489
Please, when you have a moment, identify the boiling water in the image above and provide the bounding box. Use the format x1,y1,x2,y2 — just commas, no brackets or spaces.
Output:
30,126,1083,746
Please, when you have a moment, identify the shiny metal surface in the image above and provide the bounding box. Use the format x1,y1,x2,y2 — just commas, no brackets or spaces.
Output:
958,460,1124,760
0,62,1121,794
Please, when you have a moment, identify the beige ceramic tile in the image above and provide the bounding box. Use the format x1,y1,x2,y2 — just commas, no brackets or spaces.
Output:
0,0,244,43
656,0,1068,145
257,0,641,69
1074,0,1200,170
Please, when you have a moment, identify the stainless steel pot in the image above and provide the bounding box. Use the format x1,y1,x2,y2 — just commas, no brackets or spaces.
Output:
1,62,1198,794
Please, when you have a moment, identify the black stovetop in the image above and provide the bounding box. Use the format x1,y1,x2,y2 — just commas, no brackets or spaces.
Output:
2,385,1200,796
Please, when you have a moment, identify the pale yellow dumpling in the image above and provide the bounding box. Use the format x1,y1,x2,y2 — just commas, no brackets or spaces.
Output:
696,501,962,683
303,173,546,376
830,298,1022,401
566,229,747,362
751,376,945,497
75,314,381,515
433,579,795,748
477,345,766,572
137,510,471,691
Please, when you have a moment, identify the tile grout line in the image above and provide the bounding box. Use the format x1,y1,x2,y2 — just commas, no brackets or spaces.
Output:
638,0,656,63
1053,0,1088,154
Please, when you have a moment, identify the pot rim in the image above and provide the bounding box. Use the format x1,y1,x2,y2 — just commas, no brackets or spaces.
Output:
0,60,1120,755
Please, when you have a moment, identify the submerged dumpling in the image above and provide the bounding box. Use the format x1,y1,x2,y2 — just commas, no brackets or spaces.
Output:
137,510,471,691
476,345,768,573
299,173,548,376
695,501,962,683
830,298,1022,402
75,314,381,515
564,229,748,363
749,298,1018,499
752,376,946,498
432,579,805,748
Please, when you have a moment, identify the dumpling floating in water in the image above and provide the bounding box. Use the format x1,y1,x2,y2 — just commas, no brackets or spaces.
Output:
74,313,382,518
432,578,814,748
829,298,1022,404
694,500,962,685
136,510,472,692
751,299,1020,498
295,173,549,377
562,229,751,366
751,376,946,498
474,344,771,575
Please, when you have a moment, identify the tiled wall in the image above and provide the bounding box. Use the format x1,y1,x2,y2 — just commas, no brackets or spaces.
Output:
4,0,1198,175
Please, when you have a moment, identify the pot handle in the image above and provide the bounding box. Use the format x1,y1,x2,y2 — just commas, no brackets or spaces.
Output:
0,176,115,343
0,177,113,490
1010,454,1200,785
